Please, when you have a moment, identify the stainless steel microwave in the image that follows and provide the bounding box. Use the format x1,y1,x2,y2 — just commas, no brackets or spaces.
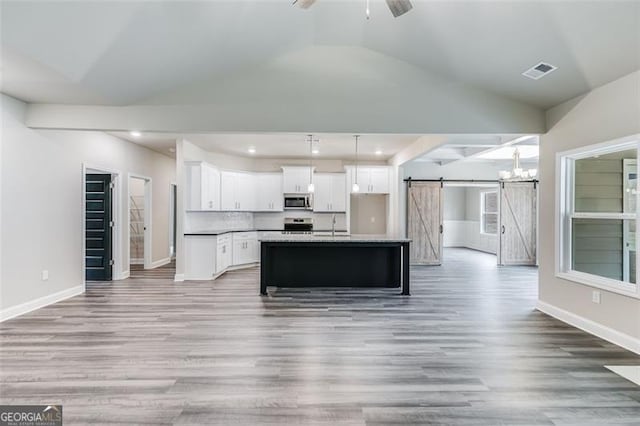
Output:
284,195,312,210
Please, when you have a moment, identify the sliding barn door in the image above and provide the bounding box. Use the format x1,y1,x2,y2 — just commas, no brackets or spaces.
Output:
407,182,443,265
499,182,537,265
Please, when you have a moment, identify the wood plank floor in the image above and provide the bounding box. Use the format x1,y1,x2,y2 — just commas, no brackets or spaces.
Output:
1,248,638,425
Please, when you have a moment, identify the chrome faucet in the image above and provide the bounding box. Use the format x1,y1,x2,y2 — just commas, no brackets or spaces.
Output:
332,214,336,237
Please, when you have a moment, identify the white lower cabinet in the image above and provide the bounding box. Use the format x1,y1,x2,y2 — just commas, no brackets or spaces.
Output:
184,232,259,280
232,232,259,265
184,236,217,280
216,234,232,274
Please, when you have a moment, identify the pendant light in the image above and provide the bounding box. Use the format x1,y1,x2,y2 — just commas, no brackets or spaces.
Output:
307,134,315,193
352,135,360,193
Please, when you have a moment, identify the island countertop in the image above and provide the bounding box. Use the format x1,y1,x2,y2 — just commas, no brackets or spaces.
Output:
259,234,411,243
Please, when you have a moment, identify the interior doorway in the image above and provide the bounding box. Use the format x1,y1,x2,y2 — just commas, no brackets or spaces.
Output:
442,183,500,261
128,175,152,270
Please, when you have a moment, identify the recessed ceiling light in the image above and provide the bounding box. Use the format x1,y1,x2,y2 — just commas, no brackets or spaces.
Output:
312,149,319,155
248,147,256,154
129,131,141,138
168,147,176,153
375,150,383,156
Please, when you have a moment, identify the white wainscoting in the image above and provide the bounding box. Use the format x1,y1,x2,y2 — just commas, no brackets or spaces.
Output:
443,220,497,254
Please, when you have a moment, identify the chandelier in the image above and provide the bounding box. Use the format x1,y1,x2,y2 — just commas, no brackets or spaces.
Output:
499,148,538,181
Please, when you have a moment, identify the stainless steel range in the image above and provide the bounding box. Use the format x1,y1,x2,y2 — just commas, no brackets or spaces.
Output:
282,217,313,234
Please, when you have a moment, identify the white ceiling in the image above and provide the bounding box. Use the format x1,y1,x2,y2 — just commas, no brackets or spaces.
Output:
2,1,639,109
109,132,420,160
413,135,539,165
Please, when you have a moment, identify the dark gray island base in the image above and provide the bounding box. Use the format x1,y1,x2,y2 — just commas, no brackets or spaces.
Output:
259,235,411,296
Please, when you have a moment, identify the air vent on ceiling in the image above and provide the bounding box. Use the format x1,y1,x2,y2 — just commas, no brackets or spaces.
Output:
522,62,557,80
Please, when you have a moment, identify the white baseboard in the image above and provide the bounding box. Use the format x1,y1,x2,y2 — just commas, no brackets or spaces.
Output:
119,270,130,280
130,259,144,265
0,285,84,322
226,262,259,272
181,263,258,282
536,301,640,355
149,257,171,269
174,273,185,282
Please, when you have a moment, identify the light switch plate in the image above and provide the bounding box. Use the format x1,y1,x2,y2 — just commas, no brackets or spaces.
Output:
41,270,49,281
592,290,601,304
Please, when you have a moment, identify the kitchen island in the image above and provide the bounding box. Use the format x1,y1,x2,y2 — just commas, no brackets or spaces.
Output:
259,235,411,296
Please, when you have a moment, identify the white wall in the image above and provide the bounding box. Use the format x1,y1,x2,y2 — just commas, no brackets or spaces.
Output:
539,71,640,348
0,94,176,317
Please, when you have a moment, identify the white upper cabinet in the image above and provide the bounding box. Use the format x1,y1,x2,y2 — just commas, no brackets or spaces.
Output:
220,171,256,211
256,173,283,211
282,166,312,193
313,173,347,212
353,167,390,194
185,161,220,210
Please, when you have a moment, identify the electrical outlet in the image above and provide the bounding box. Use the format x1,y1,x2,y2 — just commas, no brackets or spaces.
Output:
41,270,49,281
592,290,601,304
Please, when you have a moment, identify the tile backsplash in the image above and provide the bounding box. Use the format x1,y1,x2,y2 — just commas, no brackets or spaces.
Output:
185,212,254,233
185,211,347,232
254,212,347,231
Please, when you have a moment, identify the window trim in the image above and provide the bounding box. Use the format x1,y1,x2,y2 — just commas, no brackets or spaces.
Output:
480,190,498,235
555,134,640,299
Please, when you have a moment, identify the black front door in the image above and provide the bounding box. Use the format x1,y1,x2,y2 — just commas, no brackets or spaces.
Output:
86,174,113,281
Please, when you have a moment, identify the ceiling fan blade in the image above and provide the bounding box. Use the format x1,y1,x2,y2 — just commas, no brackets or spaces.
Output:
385,0,413,17
293,0,317,9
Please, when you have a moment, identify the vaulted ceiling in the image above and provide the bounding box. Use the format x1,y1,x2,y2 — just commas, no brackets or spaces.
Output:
3,0,639,110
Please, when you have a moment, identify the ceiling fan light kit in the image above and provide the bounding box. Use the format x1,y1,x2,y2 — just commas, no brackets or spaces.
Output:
294,0,413,19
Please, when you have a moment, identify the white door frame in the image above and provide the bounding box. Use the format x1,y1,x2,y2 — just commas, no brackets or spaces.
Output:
82,163,124,289
169,182,177,259
128,174,153,269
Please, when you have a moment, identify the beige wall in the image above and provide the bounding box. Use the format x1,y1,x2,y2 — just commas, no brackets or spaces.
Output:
1,94,176,313
539,71,640,342
350,194,387,234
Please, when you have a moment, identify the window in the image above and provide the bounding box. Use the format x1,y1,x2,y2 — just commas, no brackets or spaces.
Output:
481,191,498,235
557,135,640,298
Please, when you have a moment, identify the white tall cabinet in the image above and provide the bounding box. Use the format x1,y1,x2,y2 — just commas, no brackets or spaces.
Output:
313,173,347,212
256,173,284,211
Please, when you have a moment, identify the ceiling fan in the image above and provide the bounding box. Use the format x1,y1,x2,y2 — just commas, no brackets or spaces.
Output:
293,0,413,18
